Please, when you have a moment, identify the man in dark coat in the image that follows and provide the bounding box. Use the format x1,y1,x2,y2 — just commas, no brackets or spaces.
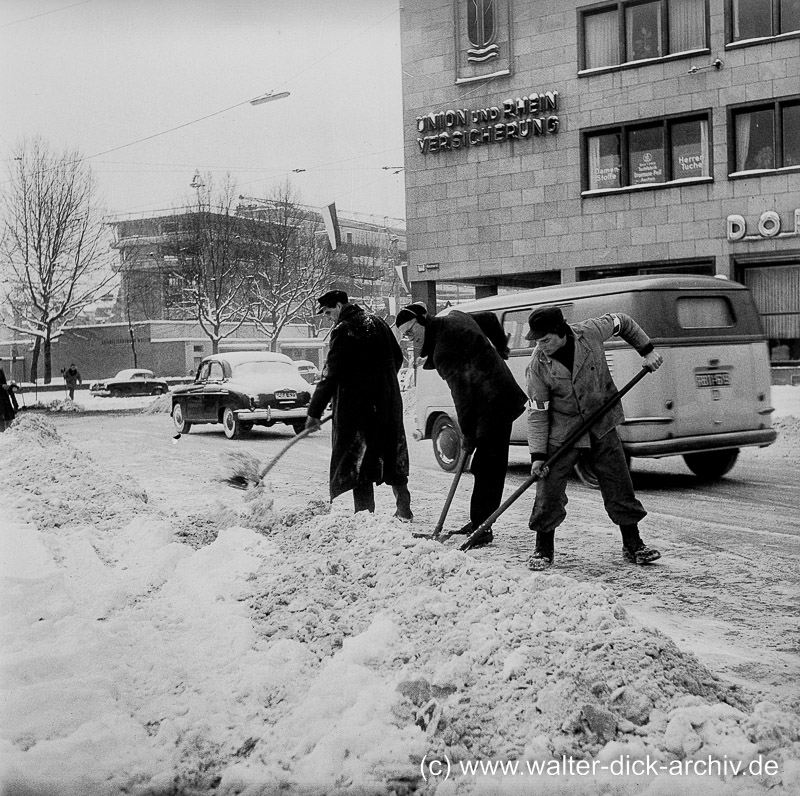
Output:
63,363,82,400
396,302,527,546
0,367,19,432
305,290,412,519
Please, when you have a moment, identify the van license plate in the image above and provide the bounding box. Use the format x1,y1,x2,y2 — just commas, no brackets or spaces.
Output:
695,372,731,388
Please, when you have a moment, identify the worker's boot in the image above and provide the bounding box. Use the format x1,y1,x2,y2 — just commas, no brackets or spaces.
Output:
527,530,555,571
620,524,661,564
393,483,413,522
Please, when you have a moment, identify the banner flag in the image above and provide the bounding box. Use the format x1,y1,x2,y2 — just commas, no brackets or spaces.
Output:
321,202,341,250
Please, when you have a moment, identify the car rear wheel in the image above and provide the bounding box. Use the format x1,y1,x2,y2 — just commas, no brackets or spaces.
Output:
573,453,632,489
683,449,739,481
573,455,600,489
172,403,191,434
431,415,462,472
222,407,244,439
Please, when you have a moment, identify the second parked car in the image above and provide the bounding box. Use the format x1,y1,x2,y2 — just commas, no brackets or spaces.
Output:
171,351,312,439
90,369,170,397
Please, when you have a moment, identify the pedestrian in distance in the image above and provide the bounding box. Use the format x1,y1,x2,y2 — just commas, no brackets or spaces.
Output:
524,305,664,571
1,366,19,432
305,290,413,520
63,363,82,400
396,301,527,547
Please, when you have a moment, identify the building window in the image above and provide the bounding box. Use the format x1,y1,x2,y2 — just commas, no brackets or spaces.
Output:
585,113,710,192
730,97,800,175
741,263,800,363
581,0,707,71
728,0,800,43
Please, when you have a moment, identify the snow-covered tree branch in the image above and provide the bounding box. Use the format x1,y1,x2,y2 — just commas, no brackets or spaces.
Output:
0,135,114,382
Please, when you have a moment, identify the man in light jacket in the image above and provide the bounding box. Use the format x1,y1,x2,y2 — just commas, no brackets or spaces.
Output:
525,305,663,571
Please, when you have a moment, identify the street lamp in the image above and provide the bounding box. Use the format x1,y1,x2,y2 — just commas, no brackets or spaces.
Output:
249,91,290,106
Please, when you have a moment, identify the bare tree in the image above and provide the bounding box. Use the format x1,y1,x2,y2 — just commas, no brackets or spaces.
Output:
0,136,114,382
178,176,256,354
245,181,334,351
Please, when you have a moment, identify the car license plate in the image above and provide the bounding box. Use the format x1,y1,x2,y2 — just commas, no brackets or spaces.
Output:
275,390,297,400
695,372,731,388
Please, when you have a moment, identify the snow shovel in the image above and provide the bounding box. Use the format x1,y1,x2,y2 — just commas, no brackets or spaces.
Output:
224,414,332,490
412,448,470,540
460,367,651,552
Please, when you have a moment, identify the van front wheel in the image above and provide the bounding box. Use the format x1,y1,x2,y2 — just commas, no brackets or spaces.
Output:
683,449,739,481
431,415,462,472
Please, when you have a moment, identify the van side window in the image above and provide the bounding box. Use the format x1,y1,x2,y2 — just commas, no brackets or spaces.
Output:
676,297,735,328
503,309,535,351
503,305,574,350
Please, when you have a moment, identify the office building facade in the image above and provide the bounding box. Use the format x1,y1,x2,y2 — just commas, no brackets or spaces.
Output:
400,0,800,364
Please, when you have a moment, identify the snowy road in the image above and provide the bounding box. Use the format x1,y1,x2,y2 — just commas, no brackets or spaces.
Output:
51,401,799,711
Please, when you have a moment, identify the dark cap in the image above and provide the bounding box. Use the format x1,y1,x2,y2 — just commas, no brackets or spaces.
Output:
394,302,428,327
524,305,567,341
316,289,348,314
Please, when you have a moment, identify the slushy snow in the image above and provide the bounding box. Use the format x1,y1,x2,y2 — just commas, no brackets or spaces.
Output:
1,411,799,795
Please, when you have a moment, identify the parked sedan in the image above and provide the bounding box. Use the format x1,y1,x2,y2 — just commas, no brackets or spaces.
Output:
90,369,170,397
171,351,312,439
294,359,321,384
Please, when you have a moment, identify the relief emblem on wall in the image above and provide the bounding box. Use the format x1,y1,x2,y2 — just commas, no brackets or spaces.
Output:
455,0,512,83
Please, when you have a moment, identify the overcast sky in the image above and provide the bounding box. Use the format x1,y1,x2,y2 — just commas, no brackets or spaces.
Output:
0,0,406,223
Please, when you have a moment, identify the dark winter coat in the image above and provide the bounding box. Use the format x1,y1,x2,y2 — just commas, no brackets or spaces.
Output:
0,368,18,423
64,367,81,387
420,310,526,439
308,303,409,500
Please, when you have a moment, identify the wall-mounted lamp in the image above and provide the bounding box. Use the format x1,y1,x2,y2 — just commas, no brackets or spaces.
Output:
688,58,723,74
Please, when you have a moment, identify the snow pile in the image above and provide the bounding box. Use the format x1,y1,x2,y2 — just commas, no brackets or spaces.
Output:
1,414,799,795
141,393,172,414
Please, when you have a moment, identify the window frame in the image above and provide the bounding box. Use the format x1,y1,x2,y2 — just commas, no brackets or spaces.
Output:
727,95,800,178
578,0,710,74
725,0,800,47
582,110,713,195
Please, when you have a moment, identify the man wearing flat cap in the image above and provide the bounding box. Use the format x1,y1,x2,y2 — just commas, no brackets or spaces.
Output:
305,290,412,520
396,301,526,546
525,305,663,571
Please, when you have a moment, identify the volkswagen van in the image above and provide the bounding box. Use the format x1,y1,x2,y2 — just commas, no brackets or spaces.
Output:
414,275,776,482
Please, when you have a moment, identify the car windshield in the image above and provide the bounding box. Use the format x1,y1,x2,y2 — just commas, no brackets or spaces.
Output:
233,360,297,379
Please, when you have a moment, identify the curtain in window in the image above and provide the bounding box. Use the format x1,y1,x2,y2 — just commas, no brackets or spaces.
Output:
782,0,800,34
588,134,621,189
626,2,662,60
784,104,800,166
584,11,618,68
732,0,772,40
744,264,800,338
669,0,706,52
699,119,709,175
735,114,752,171
588,136,602,189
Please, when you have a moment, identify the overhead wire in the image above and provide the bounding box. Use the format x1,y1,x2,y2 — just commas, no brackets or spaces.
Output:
2,3,405,215
0,0,94,29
